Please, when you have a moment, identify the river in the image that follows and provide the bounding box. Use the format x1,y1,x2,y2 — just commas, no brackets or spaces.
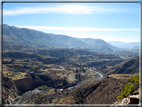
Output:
88,68,104,82
12,68,103,104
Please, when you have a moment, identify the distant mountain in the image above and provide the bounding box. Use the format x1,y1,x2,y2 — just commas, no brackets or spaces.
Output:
81,38,114,48
50,34,89,48
3,24,117,53
107,41,139,50
131,46,139,51
81,38,118,53
3,24,90,49
3,24,58,46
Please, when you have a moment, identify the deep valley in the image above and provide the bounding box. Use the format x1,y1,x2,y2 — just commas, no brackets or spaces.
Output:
2,24,140,105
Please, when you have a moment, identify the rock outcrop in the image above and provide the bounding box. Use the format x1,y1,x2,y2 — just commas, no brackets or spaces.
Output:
2,73,73,104
2,74,44,104
14,76,34,93
2,76,22,104
114,94,140,105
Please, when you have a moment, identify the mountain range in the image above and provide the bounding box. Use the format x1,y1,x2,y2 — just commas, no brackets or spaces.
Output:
107,41,139,50
3,24,117,53
3,24,139,54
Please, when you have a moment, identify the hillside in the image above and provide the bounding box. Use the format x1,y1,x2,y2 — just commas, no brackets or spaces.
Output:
97,57,139,75
3,24,57,46
81,38,118,53
2,76,22,104
110,57,139,74
2,73,75,104
56,75,132,104
3,24,115,53
45,75,132,104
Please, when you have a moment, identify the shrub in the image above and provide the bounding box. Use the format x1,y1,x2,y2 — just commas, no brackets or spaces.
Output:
117,74,139,100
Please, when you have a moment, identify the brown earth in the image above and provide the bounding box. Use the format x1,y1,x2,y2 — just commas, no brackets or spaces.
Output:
57,75,132,104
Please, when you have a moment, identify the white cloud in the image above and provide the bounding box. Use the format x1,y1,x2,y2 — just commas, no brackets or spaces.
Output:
18,26,139,32
3,4,132,16
3,4,94,16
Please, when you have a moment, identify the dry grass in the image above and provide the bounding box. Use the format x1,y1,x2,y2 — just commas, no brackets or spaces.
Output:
57,96,75,104
3,64,27,80
109,74,135,79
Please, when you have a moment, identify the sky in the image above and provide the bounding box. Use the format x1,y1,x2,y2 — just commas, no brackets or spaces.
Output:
3,2,140,42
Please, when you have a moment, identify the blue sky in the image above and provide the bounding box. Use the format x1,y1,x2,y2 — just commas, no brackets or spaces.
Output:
3,3,140,42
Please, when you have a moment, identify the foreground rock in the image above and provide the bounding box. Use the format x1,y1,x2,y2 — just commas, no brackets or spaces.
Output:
2,76,22,104
114,88,140,105
114,94,140,105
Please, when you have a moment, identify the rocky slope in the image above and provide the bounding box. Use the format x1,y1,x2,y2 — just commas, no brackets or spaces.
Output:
3,72,136,104
2,74,44,104
110,57,139,74
2,72,75,104
57,75,132,104
2,76,22,104
17,74,133,104
97,57,139,75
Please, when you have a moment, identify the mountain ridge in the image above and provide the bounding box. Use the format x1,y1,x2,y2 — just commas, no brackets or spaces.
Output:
3,24,116,53
3,24,140,55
